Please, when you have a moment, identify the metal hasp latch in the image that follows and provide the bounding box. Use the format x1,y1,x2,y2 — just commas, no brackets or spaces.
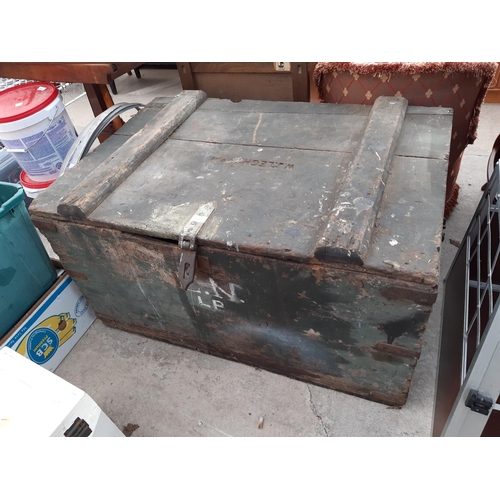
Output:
465,389,494,416
178,202,216,290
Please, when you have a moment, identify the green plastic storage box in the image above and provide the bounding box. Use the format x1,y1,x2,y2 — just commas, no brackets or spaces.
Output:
0,181,57,338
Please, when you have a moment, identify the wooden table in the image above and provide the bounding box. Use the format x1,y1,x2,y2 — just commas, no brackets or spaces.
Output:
485,64,500,102
0,63,143,140
177,62,314,102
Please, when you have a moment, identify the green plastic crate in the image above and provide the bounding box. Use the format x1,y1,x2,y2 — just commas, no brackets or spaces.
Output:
0,182,57,338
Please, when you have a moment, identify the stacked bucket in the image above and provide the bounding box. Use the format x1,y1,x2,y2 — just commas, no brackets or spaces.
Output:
0,82,76,339
0,81,78,199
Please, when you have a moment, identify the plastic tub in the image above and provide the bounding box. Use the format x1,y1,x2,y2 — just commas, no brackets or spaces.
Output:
20,170,55,199
0,82,77,182
0,182,57,339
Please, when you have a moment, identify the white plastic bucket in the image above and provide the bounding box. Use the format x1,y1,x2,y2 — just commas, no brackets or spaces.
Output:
19,170,55,199
0,82,77,182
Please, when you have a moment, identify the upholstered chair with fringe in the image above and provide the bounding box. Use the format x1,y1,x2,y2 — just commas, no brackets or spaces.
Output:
313,62,498,217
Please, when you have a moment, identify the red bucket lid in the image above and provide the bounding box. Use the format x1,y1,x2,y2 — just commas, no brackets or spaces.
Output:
0,82,59,123
20,169,56,189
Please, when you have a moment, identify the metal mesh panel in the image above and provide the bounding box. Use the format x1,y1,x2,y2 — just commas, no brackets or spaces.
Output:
434,160,500,436
463,162,500,381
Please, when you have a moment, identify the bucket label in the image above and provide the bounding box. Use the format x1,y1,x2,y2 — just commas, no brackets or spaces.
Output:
1,111,77,178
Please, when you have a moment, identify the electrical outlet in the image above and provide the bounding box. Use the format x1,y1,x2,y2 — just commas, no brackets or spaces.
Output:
274,62,291,72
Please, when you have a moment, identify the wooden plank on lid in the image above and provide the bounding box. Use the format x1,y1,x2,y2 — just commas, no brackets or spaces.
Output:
57,90,207,220
315,96,408,265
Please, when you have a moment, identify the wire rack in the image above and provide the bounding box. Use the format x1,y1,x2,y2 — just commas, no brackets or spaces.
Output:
0,78,86,106
433,158,500,436
462,161,500,382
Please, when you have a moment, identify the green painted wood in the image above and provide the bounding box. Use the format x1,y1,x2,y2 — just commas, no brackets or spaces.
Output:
396,112,453,159
198,98,372,115
316,97,408,265
89,140,351,260
57,91,207,220
30,95,454,406
29,102,167,219
172,107,369,152
41,219,436,406
365,155,448,285
30,134,129,221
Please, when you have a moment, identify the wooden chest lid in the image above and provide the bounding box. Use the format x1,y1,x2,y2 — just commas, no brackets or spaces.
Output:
31,91,453,285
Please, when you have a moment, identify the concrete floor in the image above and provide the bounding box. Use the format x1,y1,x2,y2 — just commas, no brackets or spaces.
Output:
48,67,500,436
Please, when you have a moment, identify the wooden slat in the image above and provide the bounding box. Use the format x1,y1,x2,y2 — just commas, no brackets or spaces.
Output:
485,89,500,103
57,90,207,220
485,64,500,103
291,63,310,102
308,62,320,102
170,106,369,152
176,63,310,102
193,72,292,101
316,97,409,265
176,63,196,90
189,62,279,74
197,98,370,115
0,62,142,84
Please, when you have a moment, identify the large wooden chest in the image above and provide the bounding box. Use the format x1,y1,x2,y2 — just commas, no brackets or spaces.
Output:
30,91,452,406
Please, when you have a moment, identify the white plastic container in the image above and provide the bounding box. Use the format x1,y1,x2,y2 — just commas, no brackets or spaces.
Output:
0,347,124,437
19,169,55,199
0,82,77,182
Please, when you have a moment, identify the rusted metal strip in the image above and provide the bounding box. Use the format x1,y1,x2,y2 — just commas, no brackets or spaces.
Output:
34,220,58,233
64,269,89,280
372,342,421,359
57,90,207,220
316,96,408,265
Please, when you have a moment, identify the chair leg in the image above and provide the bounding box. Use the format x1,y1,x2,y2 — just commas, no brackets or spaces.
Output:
134,68,141,79
109,81,117,95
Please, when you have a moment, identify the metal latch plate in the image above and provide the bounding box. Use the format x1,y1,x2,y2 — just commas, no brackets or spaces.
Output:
178,202,215,290
465,389,494,416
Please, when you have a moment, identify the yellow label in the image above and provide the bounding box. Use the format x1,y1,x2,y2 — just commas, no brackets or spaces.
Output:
16,313,77,359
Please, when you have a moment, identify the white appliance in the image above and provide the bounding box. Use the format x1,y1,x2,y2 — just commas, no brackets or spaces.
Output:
0,347,124,437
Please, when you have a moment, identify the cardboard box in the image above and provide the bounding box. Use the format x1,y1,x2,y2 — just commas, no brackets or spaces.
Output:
0,271,95,371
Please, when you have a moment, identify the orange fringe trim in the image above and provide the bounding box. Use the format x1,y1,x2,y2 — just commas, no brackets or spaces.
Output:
445,183,460,218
